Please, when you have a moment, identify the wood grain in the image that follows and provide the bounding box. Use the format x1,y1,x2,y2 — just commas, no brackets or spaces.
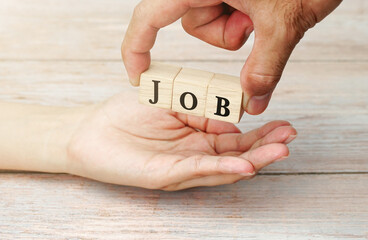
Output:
0,173,367,240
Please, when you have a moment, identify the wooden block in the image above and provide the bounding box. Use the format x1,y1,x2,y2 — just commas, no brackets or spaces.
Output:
205,73,243,123
139,62,182,109
172,68,214,117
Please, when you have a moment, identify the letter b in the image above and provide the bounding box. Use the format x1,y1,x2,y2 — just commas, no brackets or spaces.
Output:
214,96,230,117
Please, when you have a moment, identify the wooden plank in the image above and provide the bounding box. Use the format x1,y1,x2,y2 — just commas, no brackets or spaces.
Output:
0,173,367,239
0,0,367,61
0,61,367,173
0,61,129,106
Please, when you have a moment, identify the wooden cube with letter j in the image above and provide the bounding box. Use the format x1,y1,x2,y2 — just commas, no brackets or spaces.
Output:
139,62,182,109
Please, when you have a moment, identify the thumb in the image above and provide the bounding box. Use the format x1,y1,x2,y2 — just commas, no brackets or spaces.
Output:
241,28,299,115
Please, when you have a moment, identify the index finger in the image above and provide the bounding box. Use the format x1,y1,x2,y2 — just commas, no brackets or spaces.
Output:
122,0,222,86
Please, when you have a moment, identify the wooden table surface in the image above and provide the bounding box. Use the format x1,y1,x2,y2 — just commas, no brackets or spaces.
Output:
0,1,367,239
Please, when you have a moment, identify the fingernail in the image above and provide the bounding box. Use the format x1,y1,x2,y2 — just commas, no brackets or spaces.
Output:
285,134,297,144
246,93,272,114
240,171,256,176
242,92,250,110
275,156,289,162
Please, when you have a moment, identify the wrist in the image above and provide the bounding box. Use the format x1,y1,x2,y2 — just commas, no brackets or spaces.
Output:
45,105,97,174
0,102,97,173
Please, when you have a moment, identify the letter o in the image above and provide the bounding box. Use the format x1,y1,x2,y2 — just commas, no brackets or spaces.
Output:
180,92,198,110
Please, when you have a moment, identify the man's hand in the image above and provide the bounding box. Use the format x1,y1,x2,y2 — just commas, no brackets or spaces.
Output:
122,0,342,115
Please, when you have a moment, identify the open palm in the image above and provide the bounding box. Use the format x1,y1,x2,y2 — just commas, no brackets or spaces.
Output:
67,91,296,191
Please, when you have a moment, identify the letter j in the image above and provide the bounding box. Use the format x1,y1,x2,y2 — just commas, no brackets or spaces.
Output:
149,80,161,104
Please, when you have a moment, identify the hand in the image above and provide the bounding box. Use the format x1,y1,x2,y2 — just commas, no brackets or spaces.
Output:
122,0,342,115
67,91,297,191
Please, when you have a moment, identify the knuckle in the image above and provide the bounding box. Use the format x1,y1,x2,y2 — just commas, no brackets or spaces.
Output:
133,1,145,18
247,72,281,92
215,157,223,172
191,155,203,176
281,1,318,41
235,135,243,150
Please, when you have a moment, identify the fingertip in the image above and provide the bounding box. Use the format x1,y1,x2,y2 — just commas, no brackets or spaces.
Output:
129,77,140,87
242,143,290,170
253,125,297,149
122,57,142,87
179,114,241,134
207,119,241,134
242,91,272,115
261,143,290,164
274,143,290,160
240,35,285,114
270,125,298,143
285,134,298,144
267,120,292,128
121,41,151,87
256,120,292,138
269,124,297,144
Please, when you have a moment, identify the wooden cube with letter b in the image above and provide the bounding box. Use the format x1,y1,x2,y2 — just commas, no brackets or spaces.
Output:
205,74,243,123
139,62,182,109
